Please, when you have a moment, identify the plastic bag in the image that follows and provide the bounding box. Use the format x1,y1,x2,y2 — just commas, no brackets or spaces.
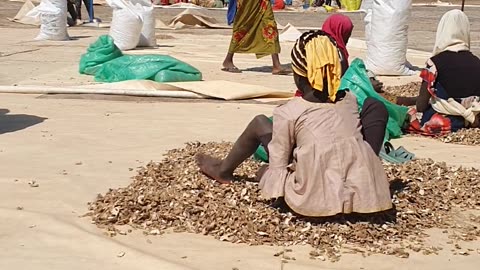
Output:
365,0,415,76
340,0,362,11
131,0,157,47
340,58,408,140
107,0,143,50
79,35,123,75
94,54,202,83
26,0,69,41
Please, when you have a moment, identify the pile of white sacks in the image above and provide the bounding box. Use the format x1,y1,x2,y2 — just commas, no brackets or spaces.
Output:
107,0,157,50
25,0,156,50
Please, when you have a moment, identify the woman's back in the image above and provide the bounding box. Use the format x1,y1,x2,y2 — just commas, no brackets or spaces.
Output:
261,93,391,217
431,51,480,98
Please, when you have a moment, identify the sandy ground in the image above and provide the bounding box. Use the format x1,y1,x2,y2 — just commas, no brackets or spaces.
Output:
0,1,480,269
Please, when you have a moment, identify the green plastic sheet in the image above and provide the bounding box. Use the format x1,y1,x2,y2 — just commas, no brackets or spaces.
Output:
79,35,122,76
339,58,408,141
95,54,202,83
79,35,202,83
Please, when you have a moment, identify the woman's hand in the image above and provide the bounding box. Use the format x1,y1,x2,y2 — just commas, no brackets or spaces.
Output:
370,77,384,93
472,115,480,128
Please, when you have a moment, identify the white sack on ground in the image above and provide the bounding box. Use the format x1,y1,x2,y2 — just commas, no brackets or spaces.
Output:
366,0,415,76
107,0,143,50
131,0,157,47
26,0,69,41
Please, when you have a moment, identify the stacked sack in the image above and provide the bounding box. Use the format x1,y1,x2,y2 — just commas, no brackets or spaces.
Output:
107,0,157,50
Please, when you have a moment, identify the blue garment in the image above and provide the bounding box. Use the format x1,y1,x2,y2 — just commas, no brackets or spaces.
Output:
227,0,237,25
420,82,466,131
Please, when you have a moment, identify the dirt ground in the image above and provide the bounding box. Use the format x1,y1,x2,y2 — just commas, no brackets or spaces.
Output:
0,1,479,270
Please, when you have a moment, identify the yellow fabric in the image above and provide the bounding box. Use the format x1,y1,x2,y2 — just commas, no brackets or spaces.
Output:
292,36,342,102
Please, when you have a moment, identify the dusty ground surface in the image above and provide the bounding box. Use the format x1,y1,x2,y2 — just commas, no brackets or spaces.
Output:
0,1,479,270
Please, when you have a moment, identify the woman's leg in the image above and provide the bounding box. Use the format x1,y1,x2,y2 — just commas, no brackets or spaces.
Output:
271,53,282,73
83,0,94,21
197,115,273,183
75,0,82,20
222,52,237,70
67,1,78,23
335,0,341,8
360,98,388,155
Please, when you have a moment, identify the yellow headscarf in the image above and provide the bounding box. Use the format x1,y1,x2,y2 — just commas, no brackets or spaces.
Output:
291,31,342,102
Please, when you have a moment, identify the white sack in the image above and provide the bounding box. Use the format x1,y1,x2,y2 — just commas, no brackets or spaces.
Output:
107,0,143,50
132,0,157,47
26,0,69,41
365,0,415,76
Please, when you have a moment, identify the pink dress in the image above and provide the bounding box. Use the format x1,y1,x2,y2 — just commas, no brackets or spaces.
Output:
259,93,392,217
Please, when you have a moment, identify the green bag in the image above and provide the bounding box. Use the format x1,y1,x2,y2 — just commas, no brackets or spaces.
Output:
253,116,273,163
95,54,203,83
79,35,122,75
339,58,408,141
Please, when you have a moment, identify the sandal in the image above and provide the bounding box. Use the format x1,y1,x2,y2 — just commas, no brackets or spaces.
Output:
221,67,242,73
379,142,415,164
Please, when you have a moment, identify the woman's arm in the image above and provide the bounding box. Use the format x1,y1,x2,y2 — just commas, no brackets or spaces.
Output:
416,59,437,112
416,81,431,112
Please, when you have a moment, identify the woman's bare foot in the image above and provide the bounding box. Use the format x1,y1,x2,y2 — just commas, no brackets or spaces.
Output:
222,60,241,73
272,68,291,75
196,154,235,184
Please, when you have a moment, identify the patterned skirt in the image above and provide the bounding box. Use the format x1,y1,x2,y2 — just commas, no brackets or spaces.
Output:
228,0,281,58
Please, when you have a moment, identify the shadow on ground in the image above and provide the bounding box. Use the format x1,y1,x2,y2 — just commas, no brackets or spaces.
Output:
0,109,46,134
243,64,293,73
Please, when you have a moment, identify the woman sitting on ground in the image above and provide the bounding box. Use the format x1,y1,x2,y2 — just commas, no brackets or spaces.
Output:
406,10,480,136
197,30,392,217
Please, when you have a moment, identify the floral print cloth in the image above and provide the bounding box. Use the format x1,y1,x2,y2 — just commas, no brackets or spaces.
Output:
228,0,281,58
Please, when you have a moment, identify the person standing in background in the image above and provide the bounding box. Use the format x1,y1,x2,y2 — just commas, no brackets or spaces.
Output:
223,0,289,74
315,0,342,8
67,0,78,26
75,0,94,24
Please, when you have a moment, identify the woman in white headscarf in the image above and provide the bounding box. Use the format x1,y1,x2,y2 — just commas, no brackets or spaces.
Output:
405,10,480,136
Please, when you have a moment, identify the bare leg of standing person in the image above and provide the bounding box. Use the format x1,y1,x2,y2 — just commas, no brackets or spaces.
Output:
271,53,290,75
222,52,241,73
